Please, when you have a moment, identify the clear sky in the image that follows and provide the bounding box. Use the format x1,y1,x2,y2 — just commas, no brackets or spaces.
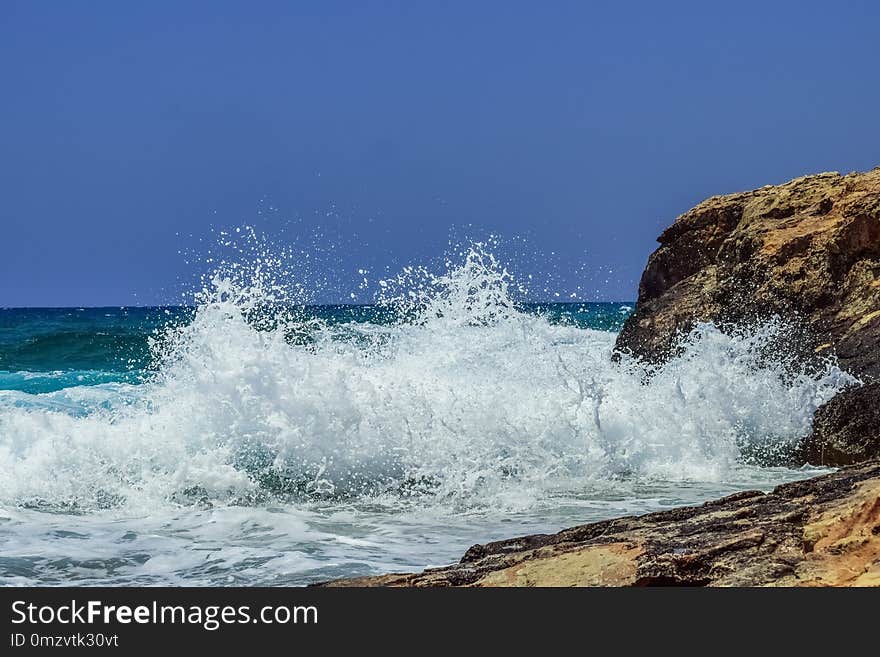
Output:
2,1,879,307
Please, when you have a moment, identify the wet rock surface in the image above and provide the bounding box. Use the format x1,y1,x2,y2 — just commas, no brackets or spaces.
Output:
798,381,880,465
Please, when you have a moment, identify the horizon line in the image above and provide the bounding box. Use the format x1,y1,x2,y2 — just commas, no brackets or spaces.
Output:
0,300,636,311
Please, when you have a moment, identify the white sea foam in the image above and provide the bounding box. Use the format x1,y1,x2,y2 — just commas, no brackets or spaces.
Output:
0,244,854,514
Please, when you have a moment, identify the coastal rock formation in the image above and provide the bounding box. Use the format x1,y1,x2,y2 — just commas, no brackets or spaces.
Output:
613,168,880,465
321,459,880,587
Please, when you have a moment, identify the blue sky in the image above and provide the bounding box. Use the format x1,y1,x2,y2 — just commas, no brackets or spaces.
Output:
2,1,878,306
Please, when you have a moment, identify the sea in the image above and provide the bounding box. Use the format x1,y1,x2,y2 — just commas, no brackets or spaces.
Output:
0,245,853,585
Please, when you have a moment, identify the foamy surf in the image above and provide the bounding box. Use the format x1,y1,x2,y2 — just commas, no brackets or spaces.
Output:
0,242,853,584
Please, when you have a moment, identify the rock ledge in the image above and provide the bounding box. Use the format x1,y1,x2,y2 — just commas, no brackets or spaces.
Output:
321,460,880,587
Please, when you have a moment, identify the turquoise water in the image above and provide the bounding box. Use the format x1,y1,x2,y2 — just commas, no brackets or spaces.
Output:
0,303,631,393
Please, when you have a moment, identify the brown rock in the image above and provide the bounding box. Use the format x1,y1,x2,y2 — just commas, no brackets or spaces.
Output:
319,460,880,587
613,168,880,465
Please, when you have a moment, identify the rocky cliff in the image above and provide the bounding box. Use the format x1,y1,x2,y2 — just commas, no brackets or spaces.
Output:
614,168,880,465
322,459,880,587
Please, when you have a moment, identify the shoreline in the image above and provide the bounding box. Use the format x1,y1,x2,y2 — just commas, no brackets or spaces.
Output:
319,460,880,587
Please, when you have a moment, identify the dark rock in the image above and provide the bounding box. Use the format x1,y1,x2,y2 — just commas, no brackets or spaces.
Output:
799,381,880,465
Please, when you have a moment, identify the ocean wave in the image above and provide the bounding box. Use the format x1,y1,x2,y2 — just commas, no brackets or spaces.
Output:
0,244,855,513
